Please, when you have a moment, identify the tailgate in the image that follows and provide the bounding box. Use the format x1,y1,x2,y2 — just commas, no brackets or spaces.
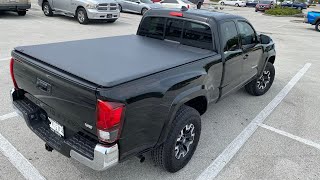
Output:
12,51,99,138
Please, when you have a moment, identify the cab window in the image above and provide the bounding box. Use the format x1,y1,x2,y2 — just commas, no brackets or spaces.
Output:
237,21,257,47
220,21,240,52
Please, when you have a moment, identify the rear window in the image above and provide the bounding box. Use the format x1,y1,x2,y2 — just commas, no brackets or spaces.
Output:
138,16,214,51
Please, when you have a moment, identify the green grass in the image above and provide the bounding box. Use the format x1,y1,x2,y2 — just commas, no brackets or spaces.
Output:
265,7,302,16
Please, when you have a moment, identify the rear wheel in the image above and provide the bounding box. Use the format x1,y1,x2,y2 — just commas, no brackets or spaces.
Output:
220,2,225,5
42,2,53,16
315,21,320,32
245,62,275,96
297,6,302,10
235,3,240,7
17,11,26,16
151,105,201,173
76,8,89,24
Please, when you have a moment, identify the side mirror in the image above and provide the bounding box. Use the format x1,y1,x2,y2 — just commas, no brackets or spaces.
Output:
259,34,271,44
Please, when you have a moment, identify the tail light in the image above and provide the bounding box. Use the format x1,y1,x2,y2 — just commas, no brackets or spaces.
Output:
169,12,183,17
96,100,125,143
10,58,18,89
187,4,190,8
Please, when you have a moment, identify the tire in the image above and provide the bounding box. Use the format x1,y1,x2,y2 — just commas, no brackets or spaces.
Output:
151,105,201,173
220,2,225,5
17,11,26,16
42,2,53,16
297,7,302,10
235,3,239,7
118,4,123,12
141,8,148,15
315,21,320,32
245,62,275,96
255,9,258,12
76,8,89,24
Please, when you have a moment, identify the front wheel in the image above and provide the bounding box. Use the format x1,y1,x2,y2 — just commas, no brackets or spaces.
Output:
141,8,148,15
235,3,240,7
76,8,89,24
17,11,26,16
245,62,275,96
42,2,53,16
297,7,302,10
151,105,201,173
220,2,225,5
315,21,320,32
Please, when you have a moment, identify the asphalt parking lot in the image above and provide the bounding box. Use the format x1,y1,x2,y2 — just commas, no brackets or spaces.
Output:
1,2,320,180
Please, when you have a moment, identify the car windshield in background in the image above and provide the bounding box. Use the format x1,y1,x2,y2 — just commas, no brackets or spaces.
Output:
141,0,153,4
259,1,271,4
138,17,214,50
181,0,192,4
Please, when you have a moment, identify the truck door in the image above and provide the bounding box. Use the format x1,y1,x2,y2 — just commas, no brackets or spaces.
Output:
220,21,244,97
53,0,70,12
237,20,263,81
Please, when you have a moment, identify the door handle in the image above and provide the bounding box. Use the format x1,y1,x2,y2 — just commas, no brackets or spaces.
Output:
243,54,249,60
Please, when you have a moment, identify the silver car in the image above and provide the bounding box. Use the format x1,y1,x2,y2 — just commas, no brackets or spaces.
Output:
38,0,120,24
0,0,31,16
117,0,161,15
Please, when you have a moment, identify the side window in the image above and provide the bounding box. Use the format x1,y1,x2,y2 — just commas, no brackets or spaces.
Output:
138,17,165,40
237,21,256,46
162,0,177,3
164,18,183,42
181,21,213,50
220,21,240,52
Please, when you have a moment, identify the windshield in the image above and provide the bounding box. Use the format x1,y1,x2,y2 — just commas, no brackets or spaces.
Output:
259,1,271,4
181,0,192,4
141,0,153,3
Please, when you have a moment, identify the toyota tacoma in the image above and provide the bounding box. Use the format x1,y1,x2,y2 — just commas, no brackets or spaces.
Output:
10,8,276,172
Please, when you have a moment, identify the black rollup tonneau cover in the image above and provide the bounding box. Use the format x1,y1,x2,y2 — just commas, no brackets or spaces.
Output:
14,35,216,87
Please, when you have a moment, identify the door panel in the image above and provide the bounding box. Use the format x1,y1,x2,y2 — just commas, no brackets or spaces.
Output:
237,21,263,80
220,21,244,97
53,0,70,11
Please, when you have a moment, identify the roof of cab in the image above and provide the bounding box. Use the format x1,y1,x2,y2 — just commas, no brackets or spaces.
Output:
146,8,245,22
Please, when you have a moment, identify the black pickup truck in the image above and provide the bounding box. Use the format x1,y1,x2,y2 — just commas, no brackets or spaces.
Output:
10,8,276,172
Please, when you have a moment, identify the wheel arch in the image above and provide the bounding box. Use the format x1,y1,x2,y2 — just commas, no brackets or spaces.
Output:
156,86,208,147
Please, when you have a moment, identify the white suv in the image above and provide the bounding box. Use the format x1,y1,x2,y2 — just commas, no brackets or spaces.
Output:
219,0,246,7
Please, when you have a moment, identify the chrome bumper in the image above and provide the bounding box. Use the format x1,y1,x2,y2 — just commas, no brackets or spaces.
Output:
70,144,119,171
87,9,120,20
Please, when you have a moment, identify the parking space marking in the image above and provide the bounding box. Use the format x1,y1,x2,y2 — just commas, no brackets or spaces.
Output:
197,63,312,180
260,124,320,150
0,133,46,180
0,112,18,121
0,57,10,61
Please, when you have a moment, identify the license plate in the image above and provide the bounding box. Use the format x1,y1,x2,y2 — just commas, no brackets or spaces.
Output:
48,118,64,137
107,14,112,18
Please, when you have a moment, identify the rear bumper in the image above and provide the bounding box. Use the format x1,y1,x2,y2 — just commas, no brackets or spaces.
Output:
0,4,31,11
86,9,120,20
11,89,119,171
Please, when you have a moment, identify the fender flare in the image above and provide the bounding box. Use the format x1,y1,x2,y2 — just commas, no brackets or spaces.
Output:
155,85,208,146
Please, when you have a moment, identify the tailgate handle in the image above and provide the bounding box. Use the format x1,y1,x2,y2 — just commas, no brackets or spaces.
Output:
36,78,52,94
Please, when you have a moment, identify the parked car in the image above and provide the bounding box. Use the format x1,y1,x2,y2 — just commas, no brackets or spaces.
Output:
10,8,276,173
38,0,120,24
0,0,31,16
304,11,320,31
246,0,259,7
281,1,307,10
159,0,196,9
117,0,161,15
255,0,274,11
219,0,246,7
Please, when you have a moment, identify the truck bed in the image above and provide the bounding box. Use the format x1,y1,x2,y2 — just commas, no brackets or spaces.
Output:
14,35,215,87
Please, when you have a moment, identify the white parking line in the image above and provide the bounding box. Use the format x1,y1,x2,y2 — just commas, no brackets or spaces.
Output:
0,112,18,121
260,124,320,150
0,57,10,61
197,63,312,180
0,133,46,180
